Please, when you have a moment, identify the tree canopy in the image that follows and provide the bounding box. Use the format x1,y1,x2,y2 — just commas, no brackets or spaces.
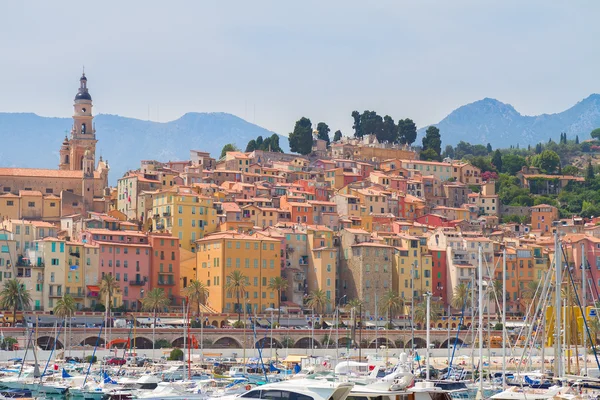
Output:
316,122,331,147
220,143,239,159
420,126,442,161
288,117,313,155
245,134,283,153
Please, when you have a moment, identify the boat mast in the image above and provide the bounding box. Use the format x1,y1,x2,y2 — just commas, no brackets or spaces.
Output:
582,243,587,376
425,291,432,381
554,231,561,377
477,244,483,399
502,248,506,389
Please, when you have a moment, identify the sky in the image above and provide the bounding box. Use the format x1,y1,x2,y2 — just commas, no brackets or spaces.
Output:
1,1,599,136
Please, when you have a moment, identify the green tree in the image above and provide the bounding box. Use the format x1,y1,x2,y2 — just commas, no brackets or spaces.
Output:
414,299,441,327
486,143,493,153
316,122,331,147
492,150,503,172
351,111,362,138
53,294,76,321
451,283,472,310
397,118,417,145
562,165,579,176
0,279,31,326
487,280,503,322
333,130,342,142
521,281,540,310
591,128,600,140
381,115,397,143
99,274,120,313
225,270,249,321
587,160,595,182
575,135,580,144
421,126,442,161
379,290,403,326
288,117,313,155
142,288,171,327
443,145,455,159
182,280,209,318
306,289,330,315
532,150,560,173
245,139,257,152
220,143,239,159
267,276,288,324
169,348,184,360
502,154,527,175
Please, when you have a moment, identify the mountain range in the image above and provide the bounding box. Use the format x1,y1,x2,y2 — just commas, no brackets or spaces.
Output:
0,112,287,184
417,94,600,147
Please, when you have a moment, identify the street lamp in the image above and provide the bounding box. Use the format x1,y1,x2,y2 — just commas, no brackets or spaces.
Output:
336,295,347,363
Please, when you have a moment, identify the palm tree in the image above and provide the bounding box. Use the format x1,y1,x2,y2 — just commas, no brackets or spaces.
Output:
182,280,209,317
451,283,472,310
487,280,503,322
414,299,442,327
306,289,330,315
0,279,31,327
225,271,249,321
53,294,76,322
521,280,540,311
378,290,403,327
268,277,289,324
99,274,120,314
141,288,171,327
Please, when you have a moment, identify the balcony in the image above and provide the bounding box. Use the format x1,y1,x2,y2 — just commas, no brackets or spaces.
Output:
158,280,176,286
163,211,171,217
48,292,63,298
129,280,146,286
69,251,80,258
87,292,99,298
299,257,308,266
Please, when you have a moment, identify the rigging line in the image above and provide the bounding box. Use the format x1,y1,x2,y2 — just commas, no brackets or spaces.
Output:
448,280,471,370
514,260,554,379
83,323,104,388
560,245,600,371
40,319,65,382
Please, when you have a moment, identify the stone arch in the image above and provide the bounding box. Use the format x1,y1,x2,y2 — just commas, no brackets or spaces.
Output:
441,338,465,349
37,336,63,350
451,323,457,328
80,336,106,347
213,336,242,348
394,339,405,349
131,336,153,349
338,337,353,347
406,337,427,349
437,323,443,328
294,337,321,349
172,337,190,349
65,154,70,165
369,338,395,349
220,320,227,328
212,320,219,327
255,337,282,349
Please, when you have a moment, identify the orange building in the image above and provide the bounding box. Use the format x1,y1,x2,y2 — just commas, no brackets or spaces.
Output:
147,233,181,304
530,204,559,235
279,195,314,224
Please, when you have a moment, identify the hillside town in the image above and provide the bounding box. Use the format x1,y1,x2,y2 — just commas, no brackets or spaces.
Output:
0,73,597,332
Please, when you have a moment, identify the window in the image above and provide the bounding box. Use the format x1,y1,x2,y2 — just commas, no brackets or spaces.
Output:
28,202,35,208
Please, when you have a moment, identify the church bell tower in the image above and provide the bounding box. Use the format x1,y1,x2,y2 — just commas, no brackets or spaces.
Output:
62,72,97,171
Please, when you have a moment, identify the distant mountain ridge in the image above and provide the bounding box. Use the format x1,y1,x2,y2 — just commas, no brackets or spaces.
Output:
417,94,600,147
0,112,287,184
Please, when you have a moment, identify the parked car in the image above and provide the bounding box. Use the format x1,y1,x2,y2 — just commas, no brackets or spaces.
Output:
106,357,126,366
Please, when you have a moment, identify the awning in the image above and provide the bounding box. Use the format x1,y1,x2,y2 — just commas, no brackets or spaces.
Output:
366,321,392,327
282,355,307,364
87,285,100,292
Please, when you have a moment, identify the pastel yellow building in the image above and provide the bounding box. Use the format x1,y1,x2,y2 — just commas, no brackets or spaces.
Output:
65,242,100,310
306,226,337,313
389,234,432,301
152,186,217,252
196,232,281,314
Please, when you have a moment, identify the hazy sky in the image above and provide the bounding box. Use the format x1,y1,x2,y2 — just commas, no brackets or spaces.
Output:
1,1,598,136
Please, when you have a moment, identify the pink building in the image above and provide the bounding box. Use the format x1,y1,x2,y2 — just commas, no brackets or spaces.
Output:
82,229,151,311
